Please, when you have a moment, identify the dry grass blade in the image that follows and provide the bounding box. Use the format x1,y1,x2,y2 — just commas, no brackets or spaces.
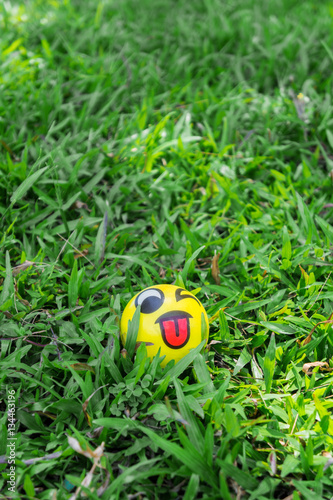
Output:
82,384,108,426
0,139,19,160
71,363,95,373
302,361,333,376
57,233,95,268
12,260,36,276
67,438,107,499
67,436,95,458
302,312,333,345
72,200,91,211
211,251,220,285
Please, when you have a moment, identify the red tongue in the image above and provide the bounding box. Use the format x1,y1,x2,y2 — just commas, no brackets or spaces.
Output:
162,318,188,347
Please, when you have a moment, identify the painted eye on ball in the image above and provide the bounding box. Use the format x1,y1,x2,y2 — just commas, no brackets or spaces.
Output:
135,288,165,314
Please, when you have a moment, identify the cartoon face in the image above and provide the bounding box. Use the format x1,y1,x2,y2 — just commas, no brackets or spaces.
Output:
120,285,209,366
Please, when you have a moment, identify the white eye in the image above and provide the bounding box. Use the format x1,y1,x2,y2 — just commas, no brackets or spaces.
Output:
137,289,161,304
135,288,164,314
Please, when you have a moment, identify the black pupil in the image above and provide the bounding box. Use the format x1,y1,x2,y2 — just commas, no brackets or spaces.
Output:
135,289,165,314
140,295,162,314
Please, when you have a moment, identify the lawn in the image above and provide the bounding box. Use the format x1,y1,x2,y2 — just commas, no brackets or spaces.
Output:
1,0,333,498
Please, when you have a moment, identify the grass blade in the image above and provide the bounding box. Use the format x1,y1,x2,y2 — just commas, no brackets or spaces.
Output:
10,166,48,205
263,333,276,393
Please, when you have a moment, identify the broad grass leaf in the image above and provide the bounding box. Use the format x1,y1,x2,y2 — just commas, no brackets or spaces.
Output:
204,423,214,468
322,40,333,65
313,390,333,435
260,321,296,335
228,298,273,316
327,130,333,152
181,245,205,283
10,166,48,204
219,471,232,500
213,373,231,405
93,417,136,431
0,251,14,307
94,212,108,264
140,426,218,488
183,474,200,500
23,474,35,497
103,352,123,384
241,238,293,287
80,330,104,357
224,405,240,437
282,226,291,260
105,253,160,279
125,306,141,358
174,379,205,453
76,307,109,324
233,347,251,376
281,455,300,477
263,333,276,393
161,340,206,381
315,215,333,248
68,259,78,309
193,354,214,393
3,38,24,56
292,480,320,500
218,309,230,340
147,347,165,379
217,461,258,491
201,312,208,343
10,371,62,400
281,225,292,268
150,375,170,401
104,458,161,495
296,192,313,245
50,399,82,415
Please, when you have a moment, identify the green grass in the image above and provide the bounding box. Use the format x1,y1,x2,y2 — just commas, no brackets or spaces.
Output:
1,0,333,498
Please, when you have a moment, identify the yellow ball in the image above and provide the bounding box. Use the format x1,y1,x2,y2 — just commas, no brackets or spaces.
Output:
120,284,209,366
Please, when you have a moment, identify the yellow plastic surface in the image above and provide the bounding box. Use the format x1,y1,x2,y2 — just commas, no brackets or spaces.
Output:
120,284,209,367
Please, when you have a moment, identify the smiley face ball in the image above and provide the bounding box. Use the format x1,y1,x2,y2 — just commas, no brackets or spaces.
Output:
120,285,209,366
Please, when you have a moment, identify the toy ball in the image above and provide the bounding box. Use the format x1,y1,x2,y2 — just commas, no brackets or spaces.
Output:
120,284,209,366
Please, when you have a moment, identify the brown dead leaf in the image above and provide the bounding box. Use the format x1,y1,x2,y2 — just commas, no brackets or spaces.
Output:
68,437,108,500
67,436,95,459
302,312,333,345
0,139,19,161
74,249,89,260
87,426,104,439
159,267,166,278
211,251,220,285
70,363,95,373
135,341,154,351
208,307,228,323
19,298,31,307
208,340,223,346
324,458,333,471
72,200,91,212
82,384,107,427
302,361,333,376
299,265,309,281
12,260,36,276
35,411,57,420
2,311,13,319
